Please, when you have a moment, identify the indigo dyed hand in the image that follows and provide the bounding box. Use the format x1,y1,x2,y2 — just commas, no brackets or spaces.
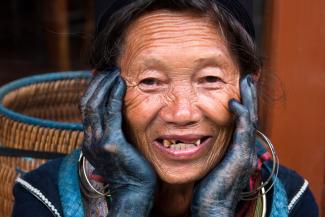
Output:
81,69,157,217
191,75,258,217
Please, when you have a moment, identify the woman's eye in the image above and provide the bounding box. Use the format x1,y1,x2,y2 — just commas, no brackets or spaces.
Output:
198,76,224,89
200,76,223,83
140,78,160,86
140,78,158,86
138,77,163,92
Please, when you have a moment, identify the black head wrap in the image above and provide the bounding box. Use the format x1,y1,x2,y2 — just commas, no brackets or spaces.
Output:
95,0,255,40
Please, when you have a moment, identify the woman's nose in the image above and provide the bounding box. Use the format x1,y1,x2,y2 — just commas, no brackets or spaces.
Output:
159,92,202,126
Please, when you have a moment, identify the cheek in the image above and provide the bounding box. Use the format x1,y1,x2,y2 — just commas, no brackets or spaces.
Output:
123,87,162,139
197,83,240,125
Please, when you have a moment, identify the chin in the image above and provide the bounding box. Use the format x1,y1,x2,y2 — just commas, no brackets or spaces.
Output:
153,163,211,184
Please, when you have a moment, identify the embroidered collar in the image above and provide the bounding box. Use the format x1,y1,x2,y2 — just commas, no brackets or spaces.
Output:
58,149,85,217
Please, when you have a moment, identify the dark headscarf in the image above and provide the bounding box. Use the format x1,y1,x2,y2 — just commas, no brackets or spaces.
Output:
95,0,255,39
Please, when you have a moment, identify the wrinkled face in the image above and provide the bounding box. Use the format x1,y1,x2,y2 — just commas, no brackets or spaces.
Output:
119,10,240,184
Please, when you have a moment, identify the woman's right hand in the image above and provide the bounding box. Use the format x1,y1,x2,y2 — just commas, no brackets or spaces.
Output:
81,69,157,217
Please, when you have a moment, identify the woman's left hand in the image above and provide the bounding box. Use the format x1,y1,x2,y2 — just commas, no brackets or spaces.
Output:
191,75,258,217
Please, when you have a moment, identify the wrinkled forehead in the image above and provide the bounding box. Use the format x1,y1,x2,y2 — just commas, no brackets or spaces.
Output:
123,10,224,46
118,10,236,69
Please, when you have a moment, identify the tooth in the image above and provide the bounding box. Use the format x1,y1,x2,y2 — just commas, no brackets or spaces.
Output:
180,143,185,150
163,140,171,147
196,139,201,146
171,140,176,144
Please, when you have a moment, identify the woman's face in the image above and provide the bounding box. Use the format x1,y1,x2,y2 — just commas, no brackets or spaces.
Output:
119,10,240,184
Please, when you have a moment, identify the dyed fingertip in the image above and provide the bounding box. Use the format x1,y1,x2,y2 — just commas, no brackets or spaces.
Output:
228,98,247,116
228,98,239,112
110,67,120,75
229,98,237,105
108,77,126,113
115,76,127,98
246,74,258,91
101,67,120,78
247,74,252,85
240,74,252,87
117,75,126,86
81,73,106,107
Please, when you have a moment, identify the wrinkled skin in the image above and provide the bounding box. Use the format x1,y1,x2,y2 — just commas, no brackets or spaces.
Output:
81,10,258,217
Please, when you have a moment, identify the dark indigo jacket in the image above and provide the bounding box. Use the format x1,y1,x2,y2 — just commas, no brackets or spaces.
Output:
12,150,319,217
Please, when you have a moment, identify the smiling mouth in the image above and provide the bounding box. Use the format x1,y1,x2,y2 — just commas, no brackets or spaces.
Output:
155,136,210,150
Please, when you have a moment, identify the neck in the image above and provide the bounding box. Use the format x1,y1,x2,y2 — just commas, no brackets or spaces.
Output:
153,180,194,217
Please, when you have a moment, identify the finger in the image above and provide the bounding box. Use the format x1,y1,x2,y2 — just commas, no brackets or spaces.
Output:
229,99,249,120
210,98,257,190
80,73,106,120
228,99,251,146
103,77,152,170
228,99,256,161
240,75,258,127
240,75,252,111
249,78,258,127
104,76,126,134
81,73,107,149
84,70,119,141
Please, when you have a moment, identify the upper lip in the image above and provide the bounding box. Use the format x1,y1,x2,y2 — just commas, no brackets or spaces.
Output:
155,134,211,143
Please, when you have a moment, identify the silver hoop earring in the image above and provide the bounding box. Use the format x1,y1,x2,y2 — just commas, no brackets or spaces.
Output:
240,130,279,201
78,152,111,199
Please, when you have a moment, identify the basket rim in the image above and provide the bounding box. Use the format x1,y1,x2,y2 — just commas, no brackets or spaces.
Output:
0,71,92,131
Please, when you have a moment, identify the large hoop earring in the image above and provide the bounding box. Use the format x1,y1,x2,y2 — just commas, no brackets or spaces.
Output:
240,130,279,201
78,152,111,199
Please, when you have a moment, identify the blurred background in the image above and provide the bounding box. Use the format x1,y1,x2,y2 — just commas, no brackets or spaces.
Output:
0,0,324,215
0,0,93,84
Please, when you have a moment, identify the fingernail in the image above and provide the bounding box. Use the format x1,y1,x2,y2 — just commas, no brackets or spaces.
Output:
247,74,252,86
228,98,236,108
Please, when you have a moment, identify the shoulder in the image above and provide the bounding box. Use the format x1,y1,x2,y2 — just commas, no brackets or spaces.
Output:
279,165,319,217
12,157,64,217
21,157,63,185
264,163,319,217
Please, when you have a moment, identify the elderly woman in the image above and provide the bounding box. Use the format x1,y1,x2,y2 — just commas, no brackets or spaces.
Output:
12,0,318,217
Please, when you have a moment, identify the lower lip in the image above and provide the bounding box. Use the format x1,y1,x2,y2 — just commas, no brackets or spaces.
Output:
152,138,212,159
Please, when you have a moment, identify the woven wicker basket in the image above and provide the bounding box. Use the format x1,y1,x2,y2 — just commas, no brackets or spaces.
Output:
0,71,91,216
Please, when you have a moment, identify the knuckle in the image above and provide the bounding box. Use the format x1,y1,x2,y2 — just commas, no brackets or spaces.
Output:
80,102,88,116
93,128,103,140
241,109,250,118
80,100,87,111
108,99,122,112
111,98,122,107
251,115,258,124
107,114,121,125
80,92,90,105
103,142,119,155
88,101,100,111
84,103,99,115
